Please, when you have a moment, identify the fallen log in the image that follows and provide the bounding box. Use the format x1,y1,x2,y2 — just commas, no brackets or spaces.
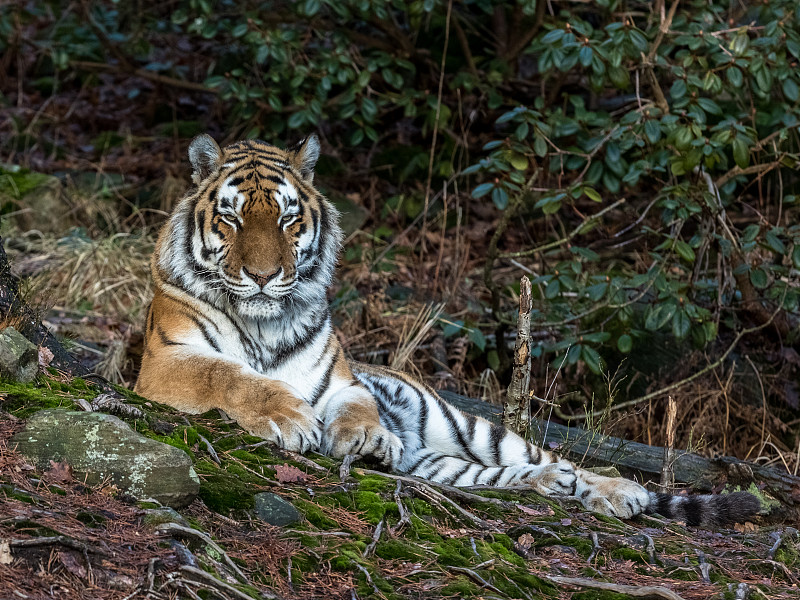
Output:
438,390,800,509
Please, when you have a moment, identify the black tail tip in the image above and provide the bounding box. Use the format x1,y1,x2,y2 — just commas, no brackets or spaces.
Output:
647,490,762,527
714,491,762,525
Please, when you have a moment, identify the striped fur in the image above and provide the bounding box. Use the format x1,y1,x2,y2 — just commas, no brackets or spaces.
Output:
135,135,760,527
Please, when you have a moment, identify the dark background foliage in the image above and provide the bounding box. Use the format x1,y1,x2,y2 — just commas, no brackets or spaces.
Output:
1,0,799,468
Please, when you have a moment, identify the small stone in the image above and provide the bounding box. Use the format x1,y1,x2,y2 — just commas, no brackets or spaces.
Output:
12,409,199,508
0,326,39,383
254,492,301,526
142,507,189,529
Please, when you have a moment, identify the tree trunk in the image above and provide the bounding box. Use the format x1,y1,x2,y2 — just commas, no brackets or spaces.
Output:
0,236,86,375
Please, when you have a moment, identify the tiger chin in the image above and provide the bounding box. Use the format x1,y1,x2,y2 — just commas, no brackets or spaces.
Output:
135,133,761,528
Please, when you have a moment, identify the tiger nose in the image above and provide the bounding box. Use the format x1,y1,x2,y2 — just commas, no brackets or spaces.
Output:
243,266,282,286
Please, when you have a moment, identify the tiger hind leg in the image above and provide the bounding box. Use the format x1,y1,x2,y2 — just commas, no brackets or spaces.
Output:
400,446,655,519
401,448,578,497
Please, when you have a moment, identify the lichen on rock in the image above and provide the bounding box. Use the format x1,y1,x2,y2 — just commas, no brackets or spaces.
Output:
11,408,199,507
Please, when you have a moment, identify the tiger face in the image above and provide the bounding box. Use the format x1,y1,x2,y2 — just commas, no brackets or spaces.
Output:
180,134,341,319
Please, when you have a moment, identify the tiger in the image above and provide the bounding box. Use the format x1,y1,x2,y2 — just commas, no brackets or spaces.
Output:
135,133,760,527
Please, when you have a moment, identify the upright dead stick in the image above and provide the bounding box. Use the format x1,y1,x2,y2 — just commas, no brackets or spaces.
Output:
660,395,677,492
504,276,532,435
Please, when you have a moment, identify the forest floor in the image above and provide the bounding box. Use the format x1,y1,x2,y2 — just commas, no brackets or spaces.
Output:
1,374,799,600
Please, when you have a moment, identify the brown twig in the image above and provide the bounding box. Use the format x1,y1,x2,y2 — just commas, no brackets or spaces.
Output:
659,395,677,492
339,453,361,481
503,276,532,435
447,566,504,594
390,480,412,536
498,198,627,259
10,535,110,556
547,576,686,600
363,520,384,557
715,159,784,189
156,522,248,584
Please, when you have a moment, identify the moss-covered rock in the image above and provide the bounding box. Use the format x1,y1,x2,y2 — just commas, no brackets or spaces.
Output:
11,409,199,507
0,327,38,383
254,492,302,526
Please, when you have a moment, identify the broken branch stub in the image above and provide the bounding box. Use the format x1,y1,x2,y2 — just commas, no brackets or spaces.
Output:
503,276,532,435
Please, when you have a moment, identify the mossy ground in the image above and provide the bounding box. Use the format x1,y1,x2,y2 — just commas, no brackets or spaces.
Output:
2,375,800,599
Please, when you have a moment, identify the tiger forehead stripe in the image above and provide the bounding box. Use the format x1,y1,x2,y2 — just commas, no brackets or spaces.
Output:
217,176,246,212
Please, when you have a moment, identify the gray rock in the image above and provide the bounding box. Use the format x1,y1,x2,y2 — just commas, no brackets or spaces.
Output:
142,507,190,529
0,326,39,383
11,409,199,508
254,492,301,526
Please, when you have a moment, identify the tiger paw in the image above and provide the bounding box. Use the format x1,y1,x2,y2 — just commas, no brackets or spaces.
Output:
526,461,578,496
240,400,322,454
324,422,404,468
577,474,650,519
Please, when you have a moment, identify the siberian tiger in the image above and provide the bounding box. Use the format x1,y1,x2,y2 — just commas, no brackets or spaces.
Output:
135,134,760,527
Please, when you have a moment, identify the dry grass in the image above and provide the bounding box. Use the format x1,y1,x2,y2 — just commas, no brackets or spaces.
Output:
6,228,154,324
390,302,446,373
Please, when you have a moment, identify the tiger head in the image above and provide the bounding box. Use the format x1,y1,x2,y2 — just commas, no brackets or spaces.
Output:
160,134,342,319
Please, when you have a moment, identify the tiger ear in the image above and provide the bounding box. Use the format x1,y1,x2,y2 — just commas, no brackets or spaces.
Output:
289,134,320,182
188,134,222,184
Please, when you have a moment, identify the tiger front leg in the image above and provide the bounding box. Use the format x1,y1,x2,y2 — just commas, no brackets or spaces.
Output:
320,386,404,468
136,353,322,453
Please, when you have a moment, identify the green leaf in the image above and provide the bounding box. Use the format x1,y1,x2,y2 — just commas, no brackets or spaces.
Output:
582,332,611,344
545,278,561,299
472,183,494,199
783,78,799,102
617,334,632,353
672,310,691,340
491,186,509,210
468,328,486,351
509,153,528,170
727,67,743,88
487,350,500,371
534,136,548,157
742,224,760,243
583,187,602,202
287,111,306,129
585,283,607,301
579,45,593,67
674,240,696,262
671,79,687,99
581,345,603,374
749,267,768,289
644,120,661,143
542,200,562,215
765,230,786,255
732,138,750,169
793,245,800,270
656,303,677,330
231,23,249,37
567,344,582,365
644,305,663,331
702,321,717,344
542,29,565,44
696,97,722,115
